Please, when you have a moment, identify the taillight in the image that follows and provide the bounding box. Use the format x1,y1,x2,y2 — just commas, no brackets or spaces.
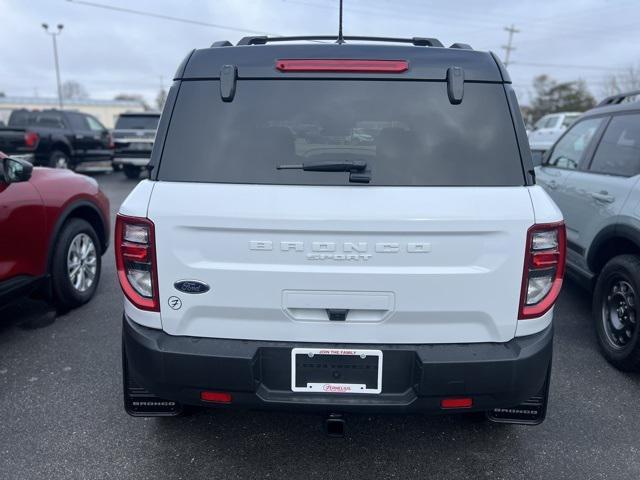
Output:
275,59,409,73
518,222,566,319
24,131,39,150
115,214,159,311
107,133,115,149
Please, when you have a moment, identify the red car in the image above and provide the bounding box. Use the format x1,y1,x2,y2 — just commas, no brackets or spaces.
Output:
0,152,110,310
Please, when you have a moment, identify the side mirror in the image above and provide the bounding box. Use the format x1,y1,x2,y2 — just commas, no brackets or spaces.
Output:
2,155,33,184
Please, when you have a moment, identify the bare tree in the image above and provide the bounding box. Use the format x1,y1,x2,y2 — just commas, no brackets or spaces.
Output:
529,75,596,122
61,80,89,100
601,64,640,97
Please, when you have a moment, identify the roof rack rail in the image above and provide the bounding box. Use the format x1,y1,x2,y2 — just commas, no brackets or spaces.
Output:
236,35,444,47
211,40,233,47
597,90,640,107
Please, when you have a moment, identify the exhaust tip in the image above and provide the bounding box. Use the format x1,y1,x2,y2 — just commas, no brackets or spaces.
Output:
325,413,345,437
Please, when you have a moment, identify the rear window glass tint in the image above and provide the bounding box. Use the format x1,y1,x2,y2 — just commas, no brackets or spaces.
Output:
116,115,160,130
590,114,640,176
158,80,524,186
67,113,90,131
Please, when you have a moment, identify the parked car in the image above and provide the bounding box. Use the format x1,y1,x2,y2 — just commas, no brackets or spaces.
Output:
0,152,110,311
118,36,564,428
528,112,581,151
536,90,640,371
5,109,113,170
112,112,160,179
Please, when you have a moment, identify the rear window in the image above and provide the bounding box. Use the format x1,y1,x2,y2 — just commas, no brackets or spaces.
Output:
116,115,160,130
158,80,524,186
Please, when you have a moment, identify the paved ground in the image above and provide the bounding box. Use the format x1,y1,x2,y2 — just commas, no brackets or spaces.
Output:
1,172,639,480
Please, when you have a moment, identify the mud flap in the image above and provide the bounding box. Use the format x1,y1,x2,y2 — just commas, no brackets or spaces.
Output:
123,341,183,417
486,365,551,425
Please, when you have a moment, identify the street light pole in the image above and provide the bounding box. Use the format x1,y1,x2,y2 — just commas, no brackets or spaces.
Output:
42,23,64,109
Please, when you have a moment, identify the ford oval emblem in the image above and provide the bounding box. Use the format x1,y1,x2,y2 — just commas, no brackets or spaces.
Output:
174,280,210,294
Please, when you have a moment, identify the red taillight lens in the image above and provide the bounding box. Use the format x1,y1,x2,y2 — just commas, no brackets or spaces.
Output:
441,397,473,409
518,222,566,319
275,59,409,73
24,131,39,149
200,391,232,404
107,133,115,149
115,214,159,311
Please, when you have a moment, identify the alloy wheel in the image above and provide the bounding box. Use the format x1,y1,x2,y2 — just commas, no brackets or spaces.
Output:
66,233,97,293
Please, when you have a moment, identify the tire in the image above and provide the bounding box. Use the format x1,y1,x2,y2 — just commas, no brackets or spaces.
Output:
51,218,102,311
593,254,640,372
123,165,141,179
48,150,71,169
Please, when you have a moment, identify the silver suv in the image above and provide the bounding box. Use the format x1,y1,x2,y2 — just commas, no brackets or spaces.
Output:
536,90,640,371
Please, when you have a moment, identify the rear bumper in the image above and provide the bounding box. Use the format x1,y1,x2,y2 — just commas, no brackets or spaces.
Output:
112,156,150,167
123,314,553,414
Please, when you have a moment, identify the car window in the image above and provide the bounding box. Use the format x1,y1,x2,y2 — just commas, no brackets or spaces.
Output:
66,112,90,131
86,115,106,132
544,115,560,129
533,117,547,130
8,110,29,127
589,114,640,177
115,115,160,130
562,114,579,128
545,117,604,170
35,113,64,129
159,80,525,186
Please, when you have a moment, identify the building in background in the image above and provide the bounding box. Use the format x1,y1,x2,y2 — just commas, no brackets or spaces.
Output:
0,96,146,128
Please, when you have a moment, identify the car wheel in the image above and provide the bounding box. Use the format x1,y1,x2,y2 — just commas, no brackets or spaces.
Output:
123,165,141,179
49,150,71,169
593,254,640,371
51,218,102,311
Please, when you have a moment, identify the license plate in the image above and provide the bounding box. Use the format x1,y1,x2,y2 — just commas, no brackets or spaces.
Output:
291,348,382,394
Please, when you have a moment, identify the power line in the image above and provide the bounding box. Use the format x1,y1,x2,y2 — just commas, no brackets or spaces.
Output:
502,24,520,67
65,0,277,35
510,61,626,72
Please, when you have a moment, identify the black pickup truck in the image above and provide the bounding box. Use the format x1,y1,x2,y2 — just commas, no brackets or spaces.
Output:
3,109,113,169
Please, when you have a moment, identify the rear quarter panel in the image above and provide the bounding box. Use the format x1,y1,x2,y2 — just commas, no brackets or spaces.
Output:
30,168,110,270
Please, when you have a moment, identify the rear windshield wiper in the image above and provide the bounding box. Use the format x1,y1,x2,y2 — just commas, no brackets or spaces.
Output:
277,160,367,172
278,160,370,183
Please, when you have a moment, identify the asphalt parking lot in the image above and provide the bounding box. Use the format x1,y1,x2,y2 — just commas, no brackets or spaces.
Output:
1,172,640,480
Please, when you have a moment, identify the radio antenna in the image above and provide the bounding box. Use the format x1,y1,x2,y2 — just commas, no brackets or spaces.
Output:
337,0,344,44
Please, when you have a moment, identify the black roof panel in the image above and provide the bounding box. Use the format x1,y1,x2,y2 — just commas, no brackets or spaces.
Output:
177,43,505,82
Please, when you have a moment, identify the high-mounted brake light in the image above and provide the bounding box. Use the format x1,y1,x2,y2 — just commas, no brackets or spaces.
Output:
518,222,566,319
115,214,159,311
24,131,39,150
275,59,409,73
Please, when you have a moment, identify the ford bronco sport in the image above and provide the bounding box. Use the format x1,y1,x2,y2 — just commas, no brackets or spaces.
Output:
117,36,565,427
537,90,640,372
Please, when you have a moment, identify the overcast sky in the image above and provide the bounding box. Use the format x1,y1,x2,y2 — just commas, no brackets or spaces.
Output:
1,0,638,105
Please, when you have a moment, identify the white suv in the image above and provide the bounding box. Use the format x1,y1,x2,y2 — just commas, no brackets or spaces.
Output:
117,36,565,428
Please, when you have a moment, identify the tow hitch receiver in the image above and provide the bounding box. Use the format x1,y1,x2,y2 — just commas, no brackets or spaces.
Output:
487,367,551,425
325,413,346,437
